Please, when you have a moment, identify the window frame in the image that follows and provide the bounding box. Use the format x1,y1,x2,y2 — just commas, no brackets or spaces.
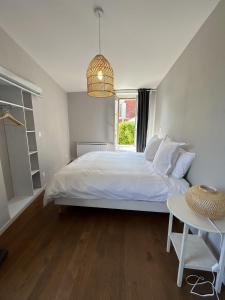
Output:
114,95,138,149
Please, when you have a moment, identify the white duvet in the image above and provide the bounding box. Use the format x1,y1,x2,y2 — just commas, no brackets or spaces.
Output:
44,151,189,205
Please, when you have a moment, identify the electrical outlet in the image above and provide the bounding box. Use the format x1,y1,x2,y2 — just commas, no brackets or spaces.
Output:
42,171,46,178
38,131,42,138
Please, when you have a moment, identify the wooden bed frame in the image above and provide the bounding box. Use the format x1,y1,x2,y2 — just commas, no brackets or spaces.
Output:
54,197,169,213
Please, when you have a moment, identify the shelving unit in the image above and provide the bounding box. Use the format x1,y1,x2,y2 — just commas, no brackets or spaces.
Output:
23,90,42,195
0,78,42,226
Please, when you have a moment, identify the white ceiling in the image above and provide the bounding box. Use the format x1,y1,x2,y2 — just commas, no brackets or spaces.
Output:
0,0,219,92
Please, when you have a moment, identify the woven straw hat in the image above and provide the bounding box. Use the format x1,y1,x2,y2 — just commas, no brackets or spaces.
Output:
186,185,225,220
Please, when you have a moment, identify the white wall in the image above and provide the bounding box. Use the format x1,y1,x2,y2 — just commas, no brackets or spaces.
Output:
68,92,115,158
0,26,70,188
155,0,225,279
155,0,225,190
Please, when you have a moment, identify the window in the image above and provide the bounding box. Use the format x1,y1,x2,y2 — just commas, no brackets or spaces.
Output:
115,97,137,151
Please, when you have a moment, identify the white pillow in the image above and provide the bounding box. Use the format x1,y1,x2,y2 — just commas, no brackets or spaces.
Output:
172,149,196,179
153,138,182,175
144,135,162,161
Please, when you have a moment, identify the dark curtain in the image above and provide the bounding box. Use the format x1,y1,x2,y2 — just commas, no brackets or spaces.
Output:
136,88,150,152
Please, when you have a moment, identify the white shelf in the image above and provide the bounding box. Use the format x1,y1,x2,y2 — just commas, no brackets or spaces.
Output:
8,188,43,220
171,233,217,271
29,151,37,155
24,107,33,111
31,169,39,176
27,130,35,133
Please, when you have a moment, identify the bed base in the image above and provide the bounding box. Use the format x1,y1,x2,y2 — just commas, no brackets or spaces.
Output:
54,197,169,213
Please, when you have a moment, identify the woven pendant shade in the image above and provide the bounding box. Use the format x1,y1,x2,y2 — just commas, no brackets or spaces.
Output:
186,185,225,219
86,54,114,98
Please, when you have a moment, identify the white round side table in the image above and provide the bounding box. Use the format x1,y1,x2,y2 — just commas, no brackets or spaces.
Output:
167,194,225,293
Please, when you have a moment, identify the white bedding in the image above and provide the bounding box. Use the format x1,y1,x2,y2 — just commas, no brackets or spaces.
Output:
44,151,189,205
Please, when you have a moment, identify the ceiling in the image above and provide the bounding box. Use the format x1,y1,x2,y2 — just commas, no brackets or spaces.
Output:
0,0,219,92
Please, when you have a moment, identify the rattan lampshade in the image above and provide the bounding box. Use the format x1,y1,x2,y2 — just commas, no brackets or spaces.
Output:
186,185,225,219
86,54,114,98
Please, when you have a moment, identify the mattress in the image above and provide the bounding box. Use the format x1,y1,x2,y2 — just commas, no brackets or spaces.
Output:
44,151,189,205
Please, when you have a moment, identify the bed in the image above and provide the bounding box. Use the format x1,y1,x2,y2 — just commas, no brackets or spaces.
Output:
44,151,189,213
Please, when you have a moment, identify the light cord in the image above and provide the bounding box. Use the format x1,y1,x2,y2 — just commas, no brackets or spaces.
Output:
186,273,219,299
98,11,101,54
185,218,222,299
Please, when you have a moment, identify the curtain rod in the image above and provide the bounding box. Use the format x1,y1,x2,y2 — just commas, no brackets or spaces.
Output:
115,88,157,93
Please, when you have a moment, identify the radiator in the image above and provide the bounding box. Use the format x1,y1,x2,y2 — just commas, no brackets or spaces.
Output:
76,142,115,157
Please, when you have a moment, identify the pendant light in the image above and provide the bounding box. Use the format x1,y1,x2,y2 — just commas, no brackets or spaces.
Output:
86,7,114,98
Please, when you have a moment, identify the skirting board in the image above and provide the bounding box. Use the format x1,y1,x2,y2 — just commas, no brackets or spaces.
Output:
54,198,169,213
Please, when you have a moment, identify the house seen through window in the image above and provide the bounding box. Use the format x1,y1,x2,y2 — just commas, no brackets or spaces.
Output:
115,98,137,150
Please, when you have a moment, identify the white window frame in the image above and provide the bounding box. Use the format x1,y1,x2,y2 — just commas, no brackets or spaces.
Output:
114,92,138,151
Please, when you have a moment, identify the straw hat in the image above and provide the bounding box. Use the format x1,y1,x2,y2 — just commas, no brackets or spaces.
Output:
186,185,225,220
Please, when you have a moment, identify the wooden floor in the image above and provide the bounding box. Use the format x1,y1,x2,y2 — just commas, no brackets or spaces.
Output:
0,193,224,300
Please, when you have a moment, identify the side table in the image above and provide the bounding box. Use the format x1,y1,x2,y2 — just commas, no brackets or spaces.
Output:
167,194,225,293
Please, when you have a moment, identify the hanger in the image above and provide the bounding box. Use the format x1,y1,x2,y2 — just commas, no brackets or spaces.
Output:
0,106,24,127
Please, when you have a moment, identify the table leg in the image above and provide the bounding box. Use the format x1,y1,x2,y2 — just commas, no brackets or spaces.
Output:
177,223,189,287
215,234,225,293
167,213,173,253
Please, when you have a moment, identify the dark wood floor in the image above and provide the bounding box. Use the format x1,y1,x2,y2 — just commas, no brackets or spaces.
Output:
0,193,223,300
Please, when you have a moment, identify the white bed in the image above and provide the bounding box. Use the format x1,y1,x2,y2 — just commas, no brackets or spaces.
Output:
44,151,189,212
